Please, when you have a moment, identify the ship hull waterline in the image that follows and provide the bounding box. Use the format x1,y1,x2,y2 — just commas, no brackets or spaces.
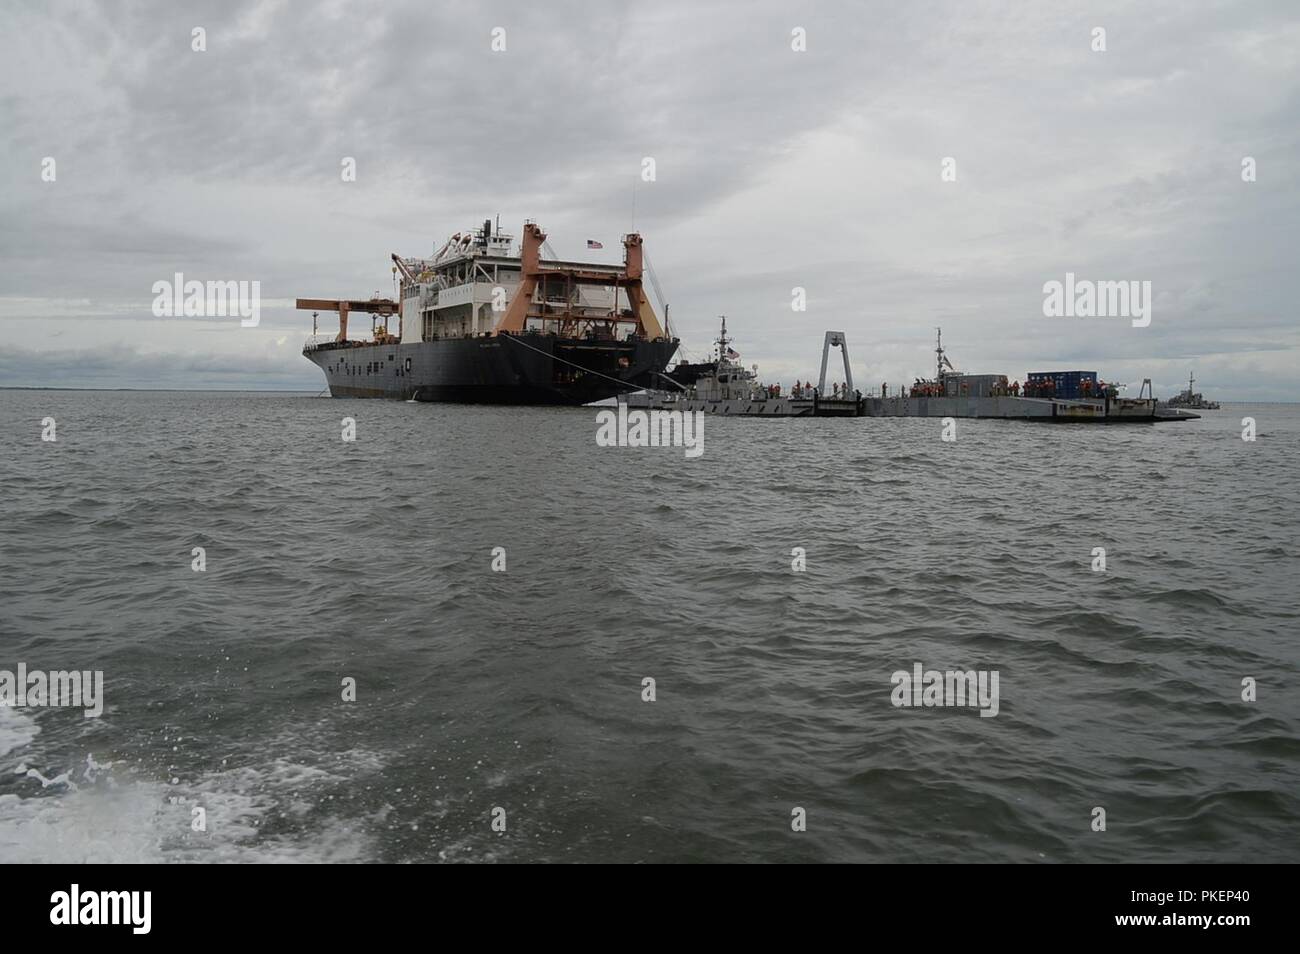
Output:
305,333,679,406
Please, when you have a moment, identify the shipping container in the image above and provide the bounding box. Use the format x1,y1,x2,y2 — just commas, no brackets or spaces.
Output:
942,373,1008,398
1027,370,1098,399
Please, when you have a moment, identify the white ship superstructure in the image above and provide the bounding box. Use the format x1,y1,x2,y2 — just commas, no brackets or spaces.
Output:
392,220,629,342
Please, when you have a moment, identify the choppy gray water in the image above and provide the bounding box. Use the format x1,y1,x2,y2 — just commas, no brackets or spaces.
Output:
1,389,1297,863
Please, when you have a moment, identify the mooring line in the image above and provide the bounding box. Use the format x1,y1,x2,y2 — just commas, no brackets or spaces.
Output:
499,333,677,394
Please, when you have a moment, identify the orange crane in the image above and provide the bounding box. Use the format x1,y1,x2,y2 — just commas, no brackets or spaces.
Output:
491,223,665,339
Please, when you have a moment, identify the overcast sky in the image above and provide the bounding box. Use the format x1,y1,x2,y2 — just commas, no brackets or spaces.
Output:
2,0,1297,399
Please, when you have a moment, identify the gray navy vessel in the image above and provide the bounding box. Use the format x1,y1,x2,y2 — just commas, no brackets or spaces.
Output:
622,319,864,416
1166,371,1221,410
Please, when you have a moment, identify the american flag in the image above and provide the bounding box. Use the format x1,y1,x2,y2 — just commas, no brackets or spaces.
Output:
586,240,603,249
726,348,740,359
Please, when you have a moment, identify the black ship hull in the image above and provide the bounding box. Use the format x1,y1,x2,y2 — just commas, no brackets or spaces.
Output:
305,332,678,405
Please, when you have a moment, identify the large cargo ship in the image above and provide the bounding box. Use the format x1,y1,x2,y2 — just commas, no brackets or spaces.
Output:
298,220,679,404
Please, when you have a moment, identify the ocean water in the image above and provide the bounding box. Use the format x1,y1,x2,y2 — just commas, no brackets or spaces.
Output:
1,389,1297,863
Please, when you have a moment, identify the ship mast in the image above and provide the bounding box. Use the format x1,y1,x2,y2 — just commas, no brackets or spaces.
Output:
717,316,731,362
935,327,944,381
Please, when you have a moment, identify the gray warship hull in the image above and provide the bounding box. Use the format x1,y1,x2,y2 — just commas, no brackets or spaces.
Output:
621,391,863,417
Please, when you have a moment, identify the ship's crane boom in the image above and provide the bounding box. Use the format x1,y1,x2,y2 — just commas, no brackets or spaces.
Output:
296,297,400,343
390,254,417,286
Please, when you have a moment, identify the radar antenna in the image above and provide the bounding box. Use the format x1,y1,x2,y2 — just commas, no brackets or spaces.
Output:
935,327,956,378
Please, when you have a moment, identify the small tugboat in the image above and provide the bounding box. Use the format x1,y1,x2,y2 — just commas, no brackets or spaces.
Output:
1167,371,1221,410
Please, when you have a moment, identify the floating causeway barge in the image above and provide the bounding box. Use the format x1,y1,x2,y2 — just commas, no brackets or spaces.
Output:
628,325,1199,423
862,331,1199,422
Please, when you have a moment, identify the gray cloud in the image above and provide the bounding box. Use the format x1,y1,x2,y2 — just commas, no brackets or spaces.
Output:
2,0,1298,399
